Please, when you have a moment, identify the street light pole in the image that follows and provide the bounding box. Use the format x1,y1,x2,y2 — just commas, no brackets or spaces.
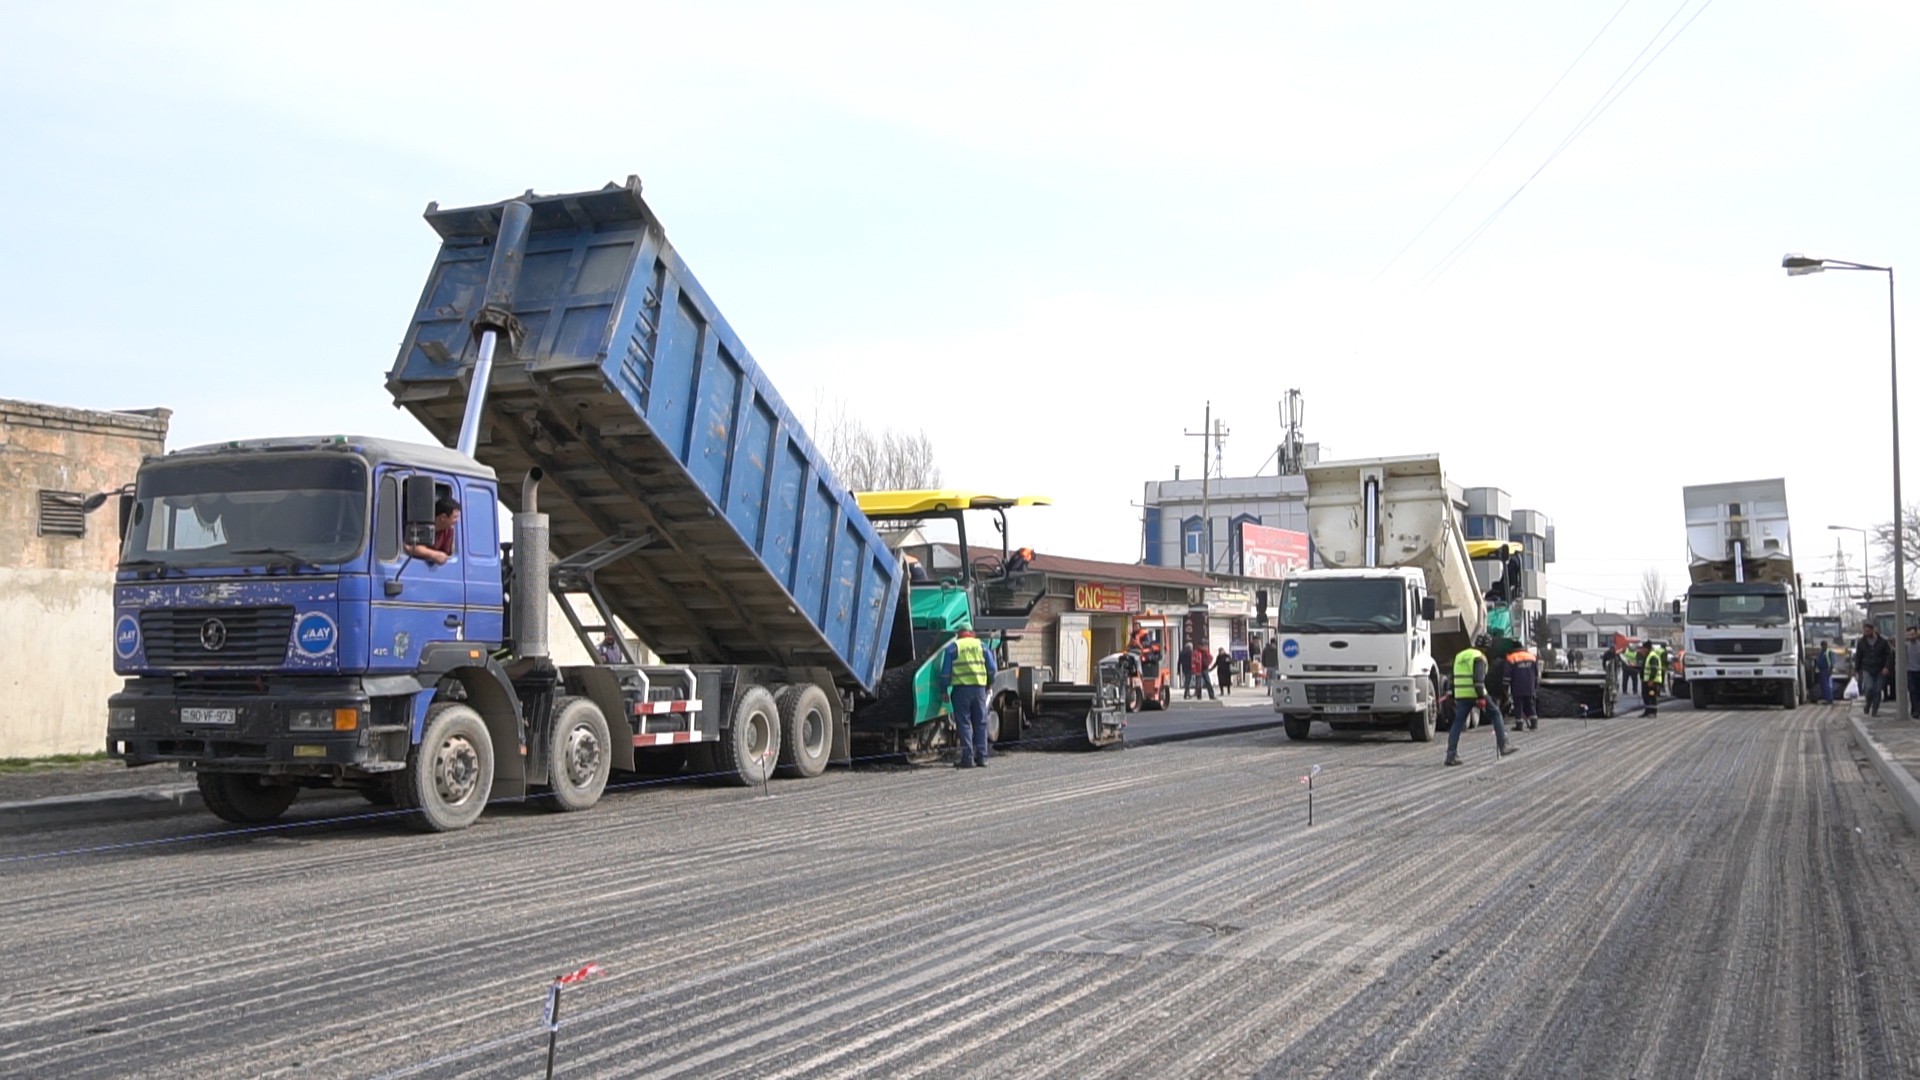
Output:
1788,255,1904,712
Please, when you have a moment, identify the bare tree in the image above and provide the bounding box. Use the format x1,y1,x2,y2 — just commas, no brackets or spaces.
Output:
1872,505,1920,595
1639,567,1668,618
811,395,941,492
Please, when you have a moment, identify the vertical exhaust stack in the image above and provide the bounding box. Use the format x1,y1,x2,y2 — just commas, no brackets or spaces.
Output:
513,468,551,659
1361,468,1383,569
455,199,534,457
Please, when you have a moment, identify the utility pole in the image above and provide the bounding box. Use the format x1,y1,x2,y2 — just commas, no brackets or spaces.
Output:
1184,403,1229,573
1277,389,1305,476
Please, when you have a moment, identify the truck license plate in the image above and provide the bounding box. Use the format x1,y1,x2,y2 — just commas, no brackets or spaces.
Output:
181,707,236,726
1322,705,1361,714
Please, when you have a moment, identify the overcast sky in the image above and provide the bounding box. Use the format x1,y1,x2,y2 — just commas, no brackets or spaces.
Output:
3,0,1914,615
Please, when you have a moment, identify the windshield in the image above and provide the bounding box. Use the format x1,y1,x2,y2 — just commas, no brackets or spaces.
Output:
1687,592,1790,627
122,455,369,568
1279,578,1406,634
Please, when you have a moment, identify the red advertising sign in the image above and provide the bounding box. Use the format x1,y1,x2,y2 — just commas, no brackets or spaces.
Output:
1241,523,1309,579
1073,582,1142,613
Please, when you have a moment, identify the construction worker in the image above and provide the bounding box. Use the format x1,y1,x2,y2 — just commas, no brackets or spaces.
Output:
1640,641,1667,717
1445,634,1515,767
938,628,998,767
1506,644,1541,731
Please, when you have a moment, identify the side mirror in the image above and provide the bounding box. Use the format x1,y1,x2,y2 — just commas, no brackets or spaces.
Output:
116,492,135,541
1797,598,1808,616
1255,589,1269,627
1670,599,1682,617
403,475,437,546
1421,596,1438,622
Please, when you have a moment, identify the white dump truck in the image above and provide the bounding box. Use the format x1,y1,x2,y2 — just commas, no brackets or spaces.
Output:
1679,480,1806,709
1268,455,1481,742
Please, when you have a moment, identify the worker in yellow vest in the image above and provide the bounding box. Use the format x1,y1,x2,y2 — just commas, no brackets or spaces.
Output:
1446,634,1516,767
939,628,999,768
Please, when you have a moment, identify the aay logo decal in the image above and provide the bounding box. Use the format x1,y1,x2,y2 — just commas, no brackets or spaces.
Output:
294,612,338,657
115,615,141,659
1282,639,1300,659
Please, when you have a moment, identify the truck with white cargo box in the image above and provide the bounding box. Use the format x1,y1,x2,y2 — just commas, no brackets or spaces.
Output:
1678,480,1806,709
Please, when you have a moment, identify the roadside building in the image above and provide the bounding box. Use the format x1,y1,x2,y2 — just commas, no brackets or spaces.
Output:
1,398,170,756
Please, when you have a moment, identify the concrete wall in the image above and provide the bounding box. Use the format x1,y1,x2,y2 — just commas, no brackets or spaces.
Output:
0,400,169,758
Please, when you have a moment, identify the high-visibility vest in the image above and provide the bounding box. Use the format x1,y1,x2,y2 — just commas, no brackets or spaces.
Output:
1452,648,1485,698
950,636,990,687
1643,649,1665,683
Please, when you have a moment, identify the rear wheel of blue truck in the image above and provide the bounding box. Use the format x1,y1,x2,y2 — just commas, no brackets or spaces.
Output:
543,696,611,812
711,685,780,787
197,772,299,824
402,703,495,832
776,684,832,779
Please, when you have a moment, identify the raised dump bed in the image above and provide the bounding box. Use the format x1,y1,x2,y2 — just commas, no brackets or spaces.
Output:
386,178,898,691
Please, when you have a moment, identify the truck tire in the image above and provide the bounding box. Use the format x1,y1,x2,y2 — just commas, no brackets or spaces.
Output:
197,772,298,824
1284,716,1312,741
1780,681,1799,710
776,683,833,779
401,702,495,832
1407,692,1437,742
543,695,611,812
710,685,780,787
1690,683,1711,710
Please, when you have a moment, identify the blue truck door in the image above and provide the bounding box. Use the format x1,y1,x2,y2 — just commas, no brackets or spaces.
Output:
367,471,468,665
460,480,504,646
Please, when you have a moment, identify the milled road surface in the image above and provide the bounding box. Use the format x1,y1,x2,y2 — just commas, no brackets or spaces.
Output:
4,704,1919,1078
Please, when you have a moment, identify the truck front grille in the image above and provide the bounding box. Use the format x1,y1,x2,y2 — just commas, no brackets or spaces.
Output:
1306,683,1375,705
140,607,295,668
1694,637,1781,656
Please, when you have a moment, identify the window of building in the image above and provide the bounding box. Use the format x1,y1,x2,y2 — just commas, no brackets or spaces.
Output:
37,490,86,538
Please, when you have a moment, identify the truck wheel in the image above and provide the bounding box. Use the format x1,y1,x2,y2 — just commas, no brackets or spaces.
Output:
543,696,611,812
401,702,495,832
1408,693,1437,742
711,685,780,787
1690,684,1710,710
197,772,298,824
1284,717,1312,741
1780,681,1799,710
776,684,833,779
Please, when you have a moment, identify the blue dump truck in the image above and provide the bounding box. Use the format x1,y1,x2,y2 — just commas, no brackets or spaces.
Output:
105,178,1122,830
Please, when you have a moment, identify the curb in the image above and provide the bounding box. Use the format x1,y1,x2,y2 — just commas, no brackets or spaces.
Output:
0,784,202,829
1848,713,1920,836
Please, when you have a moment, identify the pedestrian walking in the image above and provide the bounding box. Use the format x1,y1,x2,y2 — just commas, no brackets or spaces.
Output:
1445,634,1513,766
1506,645,1541,730
1639,641,1667,717
1190,644,1216,700
1814,640,1835,705
1214,647,1234,696
938,628,998,767
1178,645,1194,699
1854,624,1893,717
1906,627,1920,719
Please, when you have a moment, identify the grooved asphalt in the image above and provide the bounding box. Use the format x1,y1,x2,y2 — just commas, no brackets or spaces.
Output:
4,703,1920,1078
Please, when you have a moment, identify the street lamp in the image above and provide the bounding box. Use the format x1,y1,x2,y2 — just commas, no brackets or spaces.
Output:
1828,524,1873,603
1788,254,1903,710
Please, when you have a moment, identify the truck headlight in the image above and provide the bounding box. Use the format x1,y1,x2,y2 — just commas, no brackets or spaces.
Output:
108,707,136,730
289,708,360,732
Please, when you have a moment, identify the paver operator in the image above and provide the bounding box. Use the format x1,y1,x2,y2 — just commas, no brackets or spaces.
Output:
939,628,998,768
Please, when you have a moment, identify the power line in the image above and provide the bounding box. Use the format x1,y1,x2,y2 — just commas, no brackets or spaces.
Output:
1415,0,1718,288
1372,0,1635,285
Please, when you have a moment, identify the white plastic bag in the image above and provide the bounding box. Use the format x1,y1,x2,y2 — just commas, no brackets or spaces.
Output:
1844,677,1862,700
